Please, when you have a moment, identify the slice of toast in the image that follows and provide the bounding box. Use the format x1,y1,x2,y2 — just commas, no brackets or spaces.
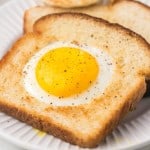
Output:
24,0,150,44
42,0,100,8
0,13,150,148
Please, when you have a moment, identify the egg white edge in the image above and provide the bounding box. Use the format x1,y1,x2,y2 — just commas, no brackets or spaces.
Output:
22,41,115,106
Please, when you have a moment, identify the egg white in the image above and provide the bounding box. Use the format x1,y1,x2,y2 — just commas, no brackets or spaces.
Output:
23,42,115,106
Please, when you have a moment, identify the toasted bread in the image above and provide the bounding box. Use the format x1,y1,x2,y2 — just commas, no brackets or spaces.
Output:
24,0,150,44
0,13,150,147
24,4,109,33
42,0,100,8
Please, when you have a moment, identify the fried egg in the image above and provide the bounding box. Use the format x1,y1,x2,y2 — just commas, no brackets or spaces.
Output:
23,42,114,106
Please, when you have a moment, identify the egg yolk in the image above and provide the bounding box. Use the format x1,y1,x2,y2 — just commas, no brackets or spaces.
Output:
36,47,99,98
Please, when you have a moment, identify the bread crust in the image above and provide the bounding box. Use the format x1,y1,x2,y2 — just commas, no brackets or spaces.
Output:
0,13,150,147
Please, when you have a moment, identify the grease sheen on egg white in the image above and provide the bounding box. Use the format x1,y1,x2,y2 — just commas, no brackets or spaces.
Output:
23,42,115,106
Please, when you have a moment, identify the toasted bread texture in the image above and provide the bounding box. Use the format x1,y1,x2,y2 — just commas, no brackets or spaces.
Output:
24,0,150,44
42,0,100,8
24,0,150,97
1,13,150,147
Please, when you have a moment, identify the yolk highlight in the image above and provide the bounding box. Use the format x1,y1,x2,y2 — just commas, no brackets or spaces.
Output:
36,47,99,98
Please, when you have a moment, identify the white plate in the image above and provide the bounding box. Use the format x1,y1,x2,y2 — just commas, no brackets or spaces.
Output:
0,0,150,149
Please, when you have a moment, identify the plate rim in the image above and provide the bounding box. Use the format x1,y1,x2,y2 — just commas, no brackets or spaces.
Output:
0,0,150,150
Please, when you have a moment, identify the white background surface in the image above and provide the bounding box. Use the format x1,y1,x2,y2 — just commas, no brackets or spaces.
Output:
0,0,150,150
